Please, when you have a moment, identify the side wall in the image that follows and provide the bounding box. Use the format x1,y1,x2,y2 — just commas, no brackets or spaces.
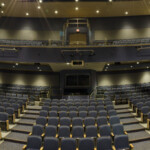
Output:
1,16,150,41
0,72,60,87
97,71,150,86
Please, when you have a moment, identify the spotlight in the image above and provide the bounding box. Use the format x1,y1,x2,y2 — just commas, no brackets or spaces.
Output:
26,12,29,16
54,10,58,14
1,3,5,7
37,6,41,9
75,7,79,11
96,10,100,14
125,11,128,15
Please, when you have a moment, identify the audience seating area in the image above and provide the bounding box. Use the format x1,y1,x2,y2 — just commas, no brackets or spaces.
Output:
0,39,49,47
1,82,150,149
22,98,133,150
93,38,150,46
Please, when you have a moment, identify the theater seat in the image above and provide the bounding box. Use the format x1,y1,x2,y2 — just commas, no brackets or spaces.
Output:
113,135,133,150
61,138,76,150
43,137,59,150
97,137,112,150
78,138,95,150
0,112,9,131
22,135,42,150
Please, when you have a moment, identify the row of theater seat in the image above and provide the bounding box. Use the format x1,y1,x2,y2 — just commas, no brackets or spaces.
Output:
0,39,49,46
0,97,28,131
29,123,127,138
39,110,117,119
23,135,132,150
35,116,121,128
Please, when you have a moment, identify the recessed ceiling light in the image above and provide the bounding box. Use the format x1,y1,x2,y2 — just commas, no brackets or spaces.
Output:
66,62,70,65
1,11,4,14
96,10,100,14
125,11,128,15
39,0,43,3
75,0,79,2
1,3,5,7
109,0,112,2
54,10,58,14
37,6,41,9
107,63,110,66
75,7,79,11
137,62,140,64
16,63,19,66
130,65,133,68
26,12,29,16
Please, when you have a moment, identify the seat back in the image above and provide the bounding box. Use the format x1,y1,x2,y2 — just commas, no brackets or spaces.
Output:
72,126,84,138
97,117,107,126
86,125,97,137
84,117,95,126
40,110,48,117
79,138,94,150
60,117,71,126
32,125,44,136
114,135,130,150
61,138,76,150
27,136,42,149
36,117,47,126
72,117,83,126
48,117,58,126
0,112,8,121
59,126,70,138
44,137,59,150
97,137,112,150
99,125,111,136
112,124,124,136
109,116,120,126
45,125,57,137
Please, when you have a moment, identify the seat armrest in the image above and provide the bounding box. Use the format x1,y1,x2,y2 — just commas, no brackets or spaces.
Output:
84,134,86,138
28,132,32,136
141,112,144,122
13,114,16,123
97,133,100,137
22,145,27,150
147,119,150,129
112,146,116,150
130,144,134,149
41,133,45,137
40,147,44,150
124,131,128,135
111,132,114,137
0,128,2,140
6,120,9,131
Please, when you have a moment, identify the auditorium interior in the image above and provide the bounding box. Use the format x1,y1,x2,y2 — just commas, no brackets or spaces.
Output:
1,0,150,149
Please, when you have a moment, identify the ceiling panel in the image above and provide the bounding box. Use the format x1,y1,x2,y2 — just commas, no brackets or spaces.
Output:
0,0,149,18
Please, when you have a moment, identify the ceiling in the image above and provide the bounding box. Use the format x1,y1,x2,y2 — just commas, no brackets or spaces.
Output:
0,0,149,18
